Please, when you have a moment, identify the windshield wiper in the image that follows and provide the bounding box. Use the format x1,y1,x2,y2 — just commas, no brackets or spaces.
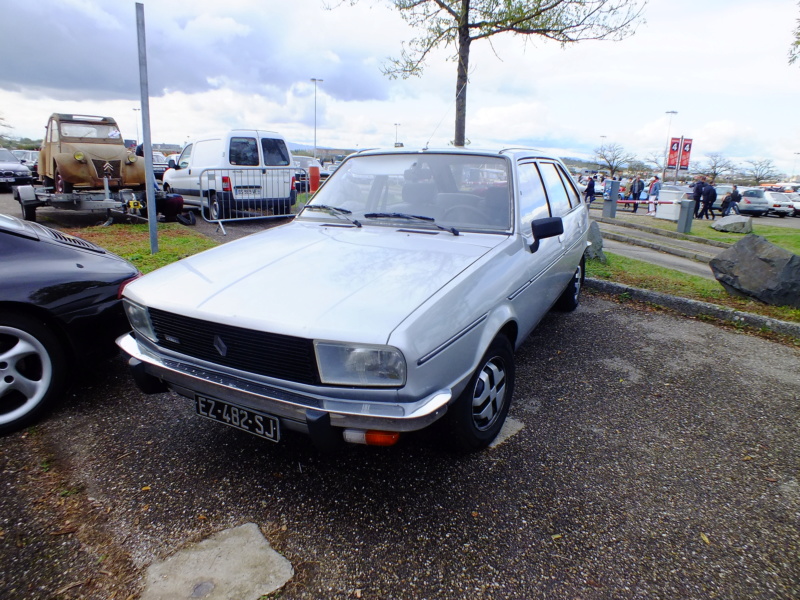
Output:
302,204,361,227
363,212,459,236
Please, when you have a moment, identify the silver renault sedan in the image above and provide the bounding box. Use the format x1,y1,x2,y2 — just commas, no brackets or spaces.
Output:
118,147,589,451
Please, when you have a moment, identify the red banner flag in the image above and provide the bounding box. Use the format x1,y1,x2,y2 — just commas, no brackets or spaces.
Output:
666,137,681,169
678,139,693,170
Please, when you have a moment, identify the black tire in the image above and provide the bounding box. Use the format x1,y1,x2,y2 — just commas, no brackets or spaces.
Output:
273,198,292,216
443,335,515,452
21,202,36,222
554,255,585,312
0,312,68,435
55,168,73,194
42,175,54,189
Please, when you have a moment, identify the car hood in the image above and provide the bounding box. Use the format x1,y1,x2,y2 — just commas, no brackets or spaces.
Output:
0,160,28,170
125,222,506,344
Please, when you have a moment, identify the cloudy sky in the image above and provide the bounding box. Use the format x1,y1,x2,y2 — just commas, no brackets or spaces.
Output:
2,0,799,176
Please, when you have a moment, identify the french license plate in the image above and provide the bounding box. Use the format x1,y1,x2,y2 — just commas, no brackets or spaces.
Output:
0,178,13,183
195,395,280,442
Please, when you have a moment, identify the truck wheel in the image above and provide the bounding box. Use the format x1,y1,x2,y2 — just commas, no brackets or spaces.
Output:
55,168,73,194
0,312,68,435
42,175,54,189
443,335,515,452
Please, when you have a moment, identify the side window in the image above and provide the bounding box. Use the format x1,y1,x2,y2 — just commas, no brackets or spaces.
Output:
178,144,192,169
556,164,581,208
229,137,259,166
261,138,290,166
538,162,572,217
517,162,549,230
49,120,59,143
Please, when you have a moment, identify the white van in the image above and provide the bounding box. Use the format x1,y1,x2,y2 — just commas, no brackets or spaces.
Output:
163,130,296,218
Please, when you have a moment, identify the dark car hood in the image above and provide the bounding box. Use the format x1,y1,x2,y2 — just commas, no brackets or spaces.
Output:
0,160,30,171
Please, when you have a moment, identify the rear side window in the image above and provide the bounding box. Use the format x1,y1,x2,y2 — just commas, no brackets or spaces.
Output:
262,138,291,166
538,162,572,217
229,137,259,166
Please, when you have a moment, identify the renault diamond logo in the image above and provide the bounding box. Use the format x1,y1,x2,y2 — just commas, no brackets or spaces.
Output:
213,335,228,357
103,161,114,174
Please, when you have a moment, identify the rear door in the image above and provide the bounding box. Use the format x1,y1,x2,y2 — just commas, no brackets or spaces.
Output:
260,136,293,200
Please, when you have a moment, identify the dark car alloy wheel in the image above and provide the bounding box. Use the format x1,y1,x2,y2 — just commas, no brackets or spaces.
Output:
0,312,67,434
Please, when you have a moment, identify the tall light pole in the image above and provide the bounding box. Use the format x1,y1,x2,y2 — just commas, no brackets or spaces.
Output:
793,152,800,181
662,110,677,182
133,107,141,144
394,123,401,146
310,78,323,159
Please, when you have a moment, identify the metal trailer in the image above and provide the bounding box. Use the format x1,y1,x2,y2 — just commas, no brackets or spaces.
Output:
13,183,151,225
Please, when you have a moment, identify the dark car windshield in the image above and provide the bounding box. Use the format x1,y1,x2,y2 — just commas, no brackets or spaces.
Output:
300,152,512,232
0,148,19,162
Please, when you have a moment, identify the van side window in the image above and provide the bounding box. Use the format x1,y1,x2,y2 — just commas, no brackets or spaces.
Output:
261,138,290,166
229,137,259,166
517,162,549,229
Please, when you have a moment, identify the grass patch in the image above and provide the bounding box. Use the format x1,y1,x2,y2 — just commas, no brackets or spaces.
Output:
587,252,800,324
63,223,219,274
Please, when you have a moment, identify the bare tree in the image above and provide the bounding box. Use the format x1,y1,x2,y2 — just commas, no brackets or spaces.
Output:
342,1,646,147
645,150,664,173
744,159,779,184
595,143,636,178
698,152,736,182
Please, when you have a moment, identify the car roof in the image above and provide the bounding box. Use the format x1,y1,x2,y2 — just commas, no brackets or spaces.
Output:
350,146,562,162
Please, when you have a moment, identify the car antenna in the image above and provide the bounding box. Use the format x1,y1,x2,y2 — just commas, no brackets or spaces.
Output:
425,80,468,150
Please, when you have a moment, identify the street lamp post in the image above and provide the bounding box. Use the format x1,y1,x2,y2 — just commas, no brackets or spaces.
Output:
394,123,401,146
662,110,677,182
793,152,800,181
133,108,141,144
310,78,323,159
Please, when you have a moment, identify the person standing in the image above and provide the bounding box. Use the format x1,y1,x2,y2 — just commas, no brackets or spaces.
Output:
629,175,644,213
693,175,706,218
647,175,661,215
698,180,717,220
584,176,595,205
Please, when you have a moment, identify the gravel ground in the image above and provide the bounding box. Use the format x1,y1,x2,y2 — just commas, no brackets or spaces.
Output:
1,291,798,599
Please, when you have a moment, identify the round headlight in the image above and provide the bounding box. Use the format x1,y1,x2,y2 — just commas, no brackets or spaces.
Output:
73,151,85,162
127,154,138,164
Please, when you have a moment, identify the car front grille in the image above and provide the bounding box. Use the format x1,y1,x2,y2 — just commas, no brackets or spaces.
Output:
91,159,121,179
148,308,319,385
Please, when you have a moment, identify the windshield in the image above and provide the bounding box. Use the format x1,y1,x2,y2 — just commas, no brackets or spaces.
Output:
0,148,19,162
60,121,122,140
300,152,512,232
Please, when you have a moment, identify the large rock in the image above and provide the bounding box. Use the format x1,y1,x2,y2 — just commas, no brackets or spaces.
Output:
585,220,607,262
712,215,753,233
709,235,800,308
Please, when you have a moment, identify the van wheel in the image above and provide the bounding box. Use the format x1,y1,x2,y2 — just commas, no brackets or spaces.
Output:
443,335,515,452
55,168,73,194
42,175,54,189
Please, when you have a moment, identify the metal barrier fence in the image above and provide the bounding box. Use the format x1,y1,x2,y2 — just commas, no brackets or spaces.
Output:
192,166,305,234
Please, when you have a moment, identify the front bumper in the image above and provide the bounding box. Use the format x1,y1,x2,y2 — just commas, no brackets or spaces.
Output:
117,333,452,439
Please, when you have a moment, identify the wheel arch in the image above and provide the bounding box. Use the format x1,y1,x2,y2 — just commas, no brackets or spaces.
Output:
0,302,76,371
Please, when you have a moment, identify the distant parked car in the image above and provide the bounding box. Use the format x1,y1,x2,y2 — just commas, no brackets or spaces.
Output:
118,146,589,451
763,191,794,217
715,186,769,216
11,150,39,181
152,151,169,181
292,155,323,192
784,192,800,217
0,213,140,434
0,148,34,190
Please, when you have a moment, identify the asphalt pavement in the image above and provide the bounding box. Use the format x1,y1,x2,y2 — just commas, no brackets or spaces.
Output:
1,190,799,599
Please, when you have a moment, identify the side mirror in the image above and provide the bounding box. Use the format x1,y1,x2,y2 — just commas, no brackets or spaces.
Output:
530,217,563,253
167,159,177,169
